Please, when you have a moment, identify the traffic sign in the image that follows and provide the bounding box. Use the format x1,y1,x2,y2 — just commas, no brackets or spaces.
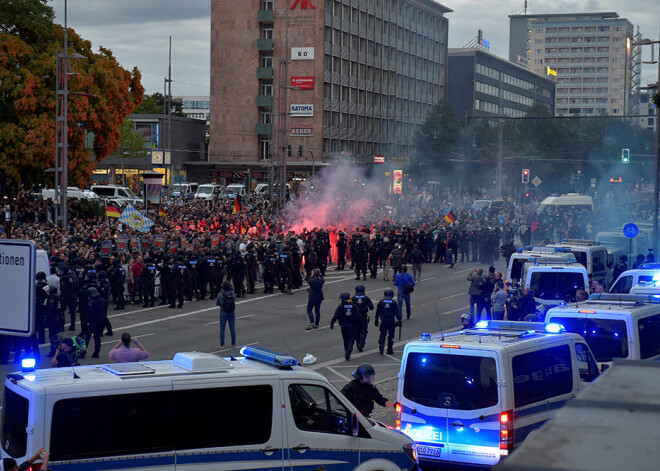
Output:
623,223,639,239
0,240,36,336
531,176,542,187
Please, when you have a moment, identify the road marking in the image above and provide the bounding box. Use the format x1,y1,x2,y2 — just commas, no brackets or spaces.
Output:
384,353,400,362
327,366,351,381
209,341,260,355
101,332,154,346
206,314,254,326
439,293,464,300
305,325,330,332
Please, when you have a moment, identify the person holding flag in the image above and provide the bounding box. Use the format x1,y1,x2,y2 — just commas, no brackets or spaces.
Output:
444,209,456,225
232,195,242,215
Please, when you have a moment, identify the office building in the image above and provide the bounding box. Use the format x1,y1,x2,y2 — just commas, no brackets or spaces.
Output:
509,12,638,117
209,0,451,175
448,48,556,119
180,96,211,125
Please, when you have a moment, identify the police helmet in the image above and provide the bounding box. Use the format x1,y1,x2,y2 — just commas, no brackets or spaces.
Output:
45,285,58,295
461,313,472,321
355,285,365,293
87,287,100,298
74,257,84,266
58,265,68,275
86,271,97,281
340,292,351,302
36,271,47,281
384,289,394,298
352,364,375,380
98,270,108,280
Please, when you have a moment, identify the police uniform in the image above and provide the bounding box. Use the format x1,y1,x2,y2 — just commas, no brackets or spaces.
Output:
352,288,374,352
330,295,359,361
375,293,401,355
141,259,157,307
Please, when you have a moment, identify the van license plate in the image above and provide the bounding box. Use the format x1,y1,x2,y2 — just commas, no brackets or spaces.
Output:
416,445,441,457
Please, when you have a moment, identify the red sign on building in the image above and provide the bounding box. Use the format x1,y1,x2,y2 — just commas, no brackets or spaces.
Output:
374,155,385,164
291,76,315,90
291,0,315,9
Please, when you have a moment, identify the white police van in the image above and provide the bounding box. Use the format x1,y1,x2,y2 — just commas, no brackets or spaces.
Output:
1,347,418,471
546,240,610,288
397,321,599,468
609,264,660,294
546,294,660,372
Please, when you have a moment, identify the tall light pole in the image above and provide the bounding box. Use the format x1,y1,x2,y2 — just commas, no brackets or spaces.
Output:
633,37,660,254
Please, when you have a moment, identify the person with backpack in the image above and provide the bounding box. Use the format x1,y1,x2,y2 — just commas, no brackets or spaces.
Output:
216,281,237,348
393,265,415,320
409,243,425,282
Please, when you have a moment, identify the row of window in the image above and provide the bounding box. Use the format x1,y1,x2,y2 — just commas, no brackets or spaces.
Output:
476,64,551,98
544,47,611,54
322,82,439,110
325,0,446,41
182,101,209,110
322,111,419,133
323,54,442,87
323,138,411,157
539,26,622,33
545,57,614,64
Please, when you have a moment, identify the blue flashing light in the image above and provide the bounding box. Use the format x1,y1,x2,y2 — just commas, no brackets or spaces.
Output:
421,357,428,364
534,261,540,266
517,248,523,253
21,358,36,372
475,320,489,328
614,332,619,337
545,323,566,334
421,333,432,341
559,302,567,308
239,346,298,368
653,273,660,282
555,247,568,252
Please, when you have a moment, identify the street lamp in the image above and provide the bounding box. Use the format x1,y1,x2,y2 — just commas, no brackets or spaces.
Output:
632,37,660,254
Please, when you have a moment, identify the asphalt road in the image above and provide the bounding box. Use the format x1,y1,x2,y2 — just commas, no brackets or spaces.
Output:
2,257,508,428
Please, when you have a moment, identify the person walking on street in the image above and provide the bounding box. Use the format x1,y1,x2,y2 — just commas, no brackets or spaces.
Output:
490,281,507,320
409,244,425,282
330,292,359,361
374,289,401,354
352,285,374,352
341,364,395,418
393,265,415,320
216,281,237,348
108,332,150,363
306,268,325,330
467,268,483,318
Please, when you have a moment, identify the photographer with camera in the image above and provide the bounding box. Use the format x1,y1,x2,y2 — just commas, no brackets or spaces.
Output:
108,332,150,363
2,448,50,471
50,337,75,368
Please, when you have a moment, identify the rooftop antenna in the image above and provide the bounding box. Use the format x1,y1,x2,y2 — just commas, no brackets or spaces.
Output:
523,0,527,15
282,340,296,360
434,302,446,340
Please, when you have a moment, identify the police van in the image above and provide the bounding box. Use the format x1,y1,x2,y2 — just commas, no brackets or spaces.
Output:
609,264,660,294
545,294,660,372
546,240,610,288
506,248,573,286
396,321,599,468
1,347,418,471
520,257,588,309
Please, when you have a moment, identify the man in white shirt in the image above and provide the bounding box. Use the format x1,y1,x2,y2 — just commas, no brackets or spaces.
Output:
46,267,60,296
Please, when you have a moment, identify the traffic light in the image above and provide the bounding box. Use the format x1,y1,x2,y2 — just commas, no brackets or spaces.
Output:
621,148,630,164
522,168,530,184
287,145,292,157
298,145,303,157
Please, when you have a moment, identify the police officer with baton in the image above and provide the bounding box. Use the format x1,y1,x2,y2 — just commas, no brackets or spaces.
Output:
374,289,401,355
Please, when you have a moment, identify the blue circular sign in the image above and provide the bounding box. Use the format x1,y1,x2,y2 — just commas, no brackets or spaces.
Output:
623,223,639,239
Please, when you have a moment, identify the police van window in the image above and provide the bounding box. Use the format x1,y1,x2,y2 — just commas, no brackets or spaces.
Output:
572,252,587,269
175,385,272,449
50,391,174,461
594,251,607,271
1,387,29,458
530,272,585,301
511,259,524,281
575,343,600,382
610,275,633,293
550,317,629,362
403,353,498,410
638,314,660,360
512,345,573,408
289,384,352,435
639,275,654,284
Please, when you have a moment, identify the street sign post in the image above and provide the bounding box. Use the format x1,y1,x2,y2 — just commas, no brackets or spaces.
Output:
623,223,639,265
531,176,542,187
0,240,36,336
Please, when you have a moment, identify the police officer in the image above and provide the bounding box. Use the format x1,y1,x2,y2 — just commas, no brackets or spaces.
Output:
245,244,259,294
199,250,215,299
44,286,62,357
335,231,347,270
228,251,247,298
97,270,113,336
110,259,126,311
158,255,174,306
303,243,317,280
352,285,374,353
78,271,99,334
186,251,200,301
171,256,189,308
353,236,368,281
612,255,628,286
341,364,395,418
35,271,48,344
375,289,401,355
141,257,157,307
278,246,294,295
59,265,78,331
330,292,359,361
368,238,380,279
263,248,278,294
317,229,330,276
83,287,105,358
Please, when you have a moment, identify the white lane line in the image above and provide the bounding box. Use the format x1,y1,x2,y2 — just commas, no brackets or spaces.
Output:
327,366,351,381
455,268,473,273
209,341,260,355
206,314,254,326
439,293,464,300
295,303,308,308
306,325,330,332
101,332,155,346
384,353,401,363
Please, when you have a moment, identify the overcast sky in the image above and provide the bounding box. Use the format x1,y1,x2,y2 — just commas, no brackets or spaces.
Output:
52,0,659,98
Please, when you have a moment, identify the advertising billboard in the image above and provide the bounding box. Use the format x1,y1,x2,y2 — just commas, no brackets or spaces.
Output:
393,170,403,194
291,76,315,89
290,104,314,117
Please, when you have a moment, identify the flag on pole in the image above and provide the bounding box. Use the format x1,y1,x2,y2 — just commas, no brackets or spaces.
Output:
232,195,242,215
106,205,121,218
443,210,457,224
159,207,167,218
118,204,154,233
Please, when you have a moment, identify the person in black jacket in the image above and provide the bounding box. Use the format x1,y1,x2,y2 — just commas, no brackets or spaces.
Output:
335,231,347,270
330,292,359,361
306,269,325,330
375,289,401,355
341,364,395,418
83,287,105,358
141,257,157,307
352,285,374,352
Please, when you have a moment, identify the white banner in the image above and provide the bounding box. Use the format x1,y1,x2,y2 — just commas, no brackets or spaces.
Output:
291,47,314,60
290,104,314,117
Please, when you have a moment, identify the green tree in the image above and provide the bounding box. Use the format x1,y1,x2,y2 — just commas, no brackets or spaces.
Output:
133,92,184,115
0,0,143,193
413,100,460,174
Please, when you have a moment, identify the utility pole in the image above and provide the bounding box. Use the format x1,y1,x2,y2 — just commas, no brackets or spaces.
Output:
276,10,289,210
166,36,172,188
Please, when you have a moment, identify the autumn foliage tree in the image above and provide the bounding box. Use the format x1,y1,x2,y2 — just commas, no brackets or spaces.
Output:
0,0,143,192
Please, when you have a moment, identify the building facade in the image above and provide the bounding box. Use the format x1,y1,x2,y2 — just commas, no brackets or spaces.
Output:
180,96,211,125
509,12,638,117
447,48,556,119
209,0,450,173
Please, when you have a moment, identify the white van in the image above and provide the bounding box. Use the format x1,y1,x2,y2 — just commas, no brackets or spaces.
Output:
1,347,418,471
225,183,246,198
193,183,225,201
90,185,142,206
171,182,198,200
35,249,50,276
39,187,99,201
397,321,599,468
472,199,505,211
546,240,611,288
609,266,660,294
546,294,660,371
536,193,594,214
507,248,574,285
520,258,588,307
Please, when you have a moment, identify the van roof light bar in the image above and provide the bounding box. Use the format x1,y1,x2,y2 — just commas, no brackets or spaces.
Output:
240,346,298,368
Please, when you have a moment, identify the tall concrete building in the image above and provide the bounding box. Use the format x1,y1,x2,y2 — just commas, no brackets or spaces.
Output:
509,12,639,117
209,0,450,176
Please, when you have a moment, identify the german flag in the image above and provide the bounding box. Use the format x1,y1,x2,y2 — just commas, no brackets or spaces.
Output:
159,208,167,218
106,205,121,218
443,209,457,224
232,195,242,215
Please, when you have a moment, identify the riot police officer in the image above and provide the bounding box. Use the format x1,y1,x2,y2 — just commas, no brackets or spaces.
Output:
341,364,395,418
186,251,200,301
335,231,347,270
374,289,401,355
83,287,105,358
330,292,359,361
352,285,374,352
263,248,278,294
110,259,126,310
171,256,189,308
353,237,368,281
157,255,173,306
199,251,216,299
97,270,113,336
141,257,157,307
278,246,294,295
